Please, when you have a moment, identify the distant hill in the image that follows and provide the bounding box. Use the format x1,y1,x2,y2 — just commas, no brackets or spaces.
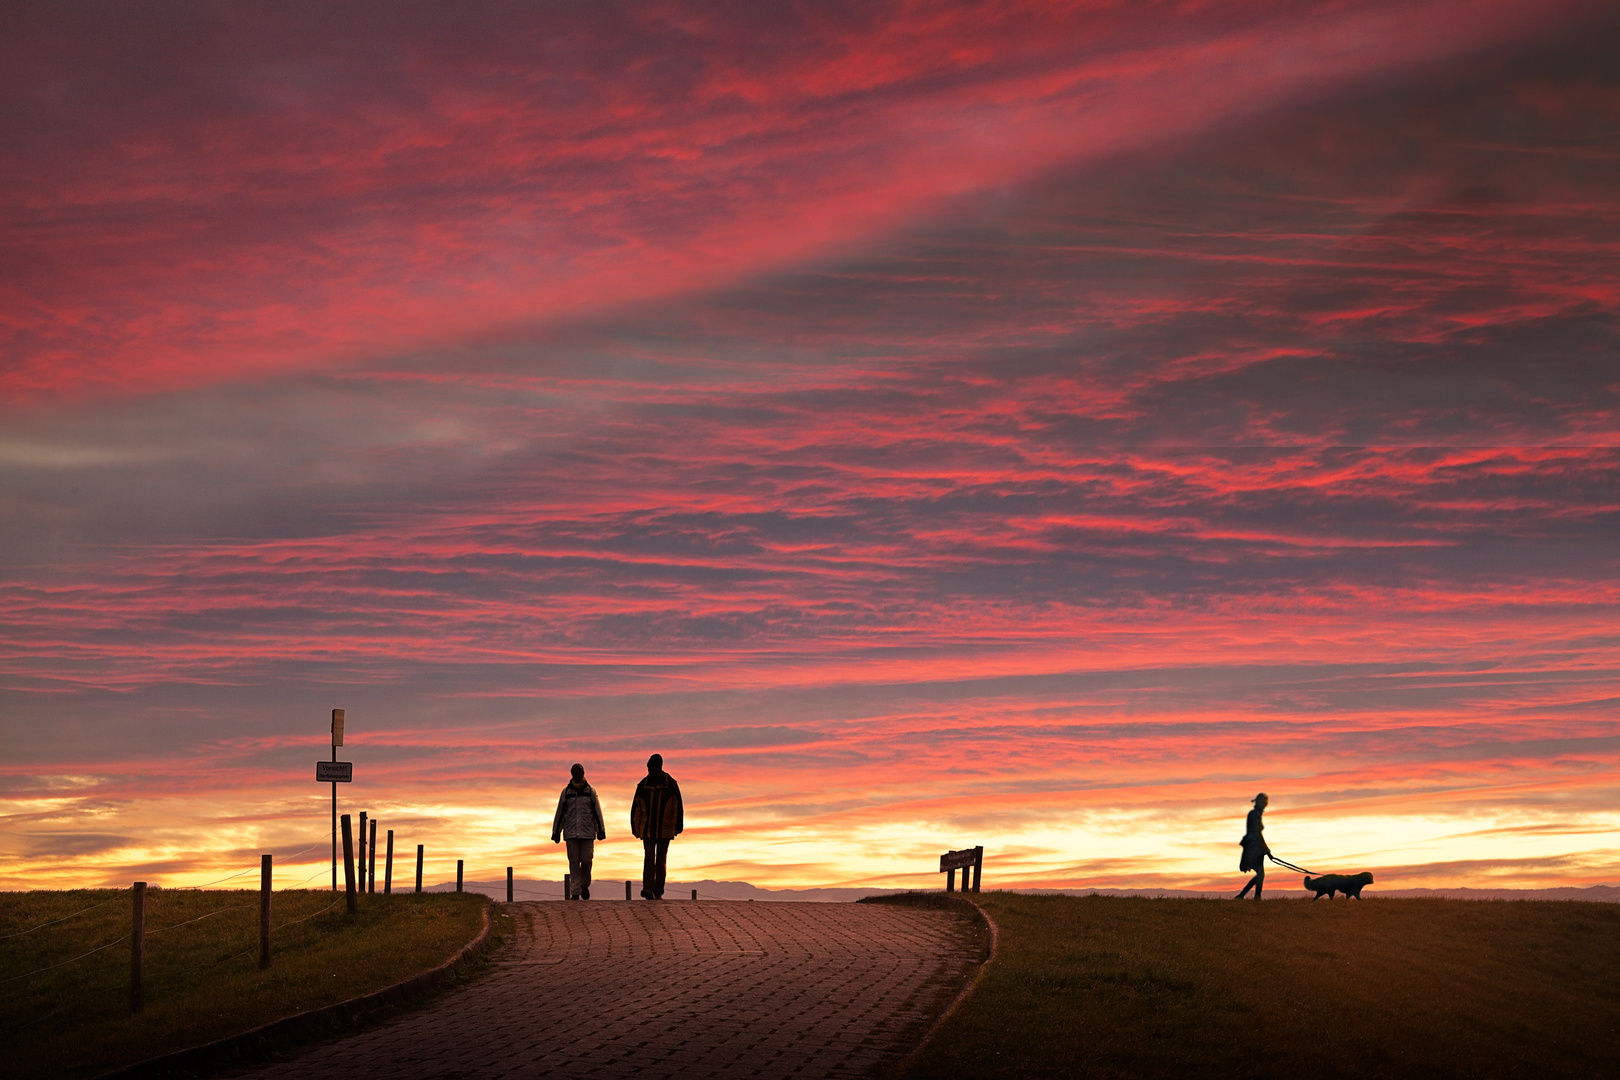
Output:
424,877,899,902
1016,885,1620,902
422,878,1620,903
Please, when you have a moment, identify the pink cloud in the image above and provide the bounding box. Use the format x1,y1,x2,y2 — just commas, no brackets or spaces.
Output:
3,0,1599,398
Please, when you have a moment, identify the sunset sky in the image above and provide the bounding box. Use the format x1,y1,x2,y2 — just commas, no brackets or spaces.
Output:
3,1,1617,894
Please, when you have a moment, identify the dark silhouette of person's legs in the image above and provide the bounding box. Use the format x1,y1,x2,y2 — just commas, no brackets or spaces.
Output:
566,838,593,899
642,837,670,898
653,838,670,897
1236,865,1265,899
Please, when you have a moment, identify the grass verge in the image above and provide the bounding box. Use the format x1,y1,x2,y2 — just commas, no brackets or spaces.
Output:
897,892,1619,1080
1,888,492,1080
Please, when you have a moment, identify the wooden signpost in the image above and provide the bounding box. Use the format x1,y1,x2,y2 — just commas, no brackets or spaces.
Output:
324,709,352,890
940,846,984,893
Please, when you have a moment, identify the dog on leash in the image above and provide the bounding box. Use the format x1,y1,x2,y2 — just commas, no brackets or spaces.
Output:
1302,871,1373,899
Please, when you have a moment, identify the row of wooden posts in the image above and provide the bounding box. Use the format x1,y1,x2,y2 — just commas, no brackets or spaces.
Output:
339,811,427,909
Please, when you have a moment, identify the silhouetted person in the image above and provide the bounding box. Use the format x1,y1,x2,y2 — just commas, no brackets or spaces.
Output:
1235,792,1271,899
631,753,683,899
552,763,606,899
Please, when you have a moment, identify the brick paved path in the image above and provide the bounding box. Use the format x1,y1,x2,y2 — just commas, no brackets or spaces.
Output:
239,900,981,1080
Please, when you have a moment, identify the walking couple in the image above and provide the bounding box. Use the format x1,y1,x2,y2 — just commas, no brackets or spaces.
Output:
550,754,684,901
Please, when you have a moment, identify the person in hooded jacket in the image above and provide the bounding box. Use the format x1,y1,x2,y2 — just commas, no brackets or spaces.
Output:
630,753,683,899
552,763,607,899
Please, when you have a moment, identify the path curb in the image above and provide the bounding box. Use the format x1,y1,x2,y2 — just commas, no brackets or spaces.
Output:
96,898,494,1079
864,893,999,1075
908,895,998,1067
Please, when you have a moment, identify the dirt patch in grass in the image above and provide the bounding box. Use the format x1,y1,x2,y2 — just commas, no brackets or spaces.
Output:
0,888,491,1080
899,892,1620,1080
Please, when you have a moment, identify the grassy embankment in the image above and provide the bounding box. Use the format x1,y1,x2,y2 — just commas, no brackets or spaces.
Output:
895,892,1619,1080
1,888,493,1080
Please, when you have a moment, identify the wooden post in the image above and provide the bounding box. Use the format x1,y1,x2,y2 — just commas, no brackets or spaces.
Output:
946,867,955,892
384,830,395,895
331,708,343,892
691,889,698,900
625,879,632,901
563,873,570,900
416,844,424,894
506,866,513,903
972,846,983,893
130,882,145,1013
456,860,463,893
341,814,357,914
368,818,377,894
357,811,367,894
259,854,272,969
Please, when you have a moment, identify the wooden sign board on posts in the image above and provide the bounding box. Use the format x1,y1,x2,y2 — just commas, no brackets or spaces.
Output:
939,845,984,893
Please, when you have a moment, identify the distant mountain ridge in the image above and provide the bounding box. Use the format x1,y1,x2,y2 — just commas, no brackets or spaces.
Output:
1035,885,1620,902
427,878,1620,903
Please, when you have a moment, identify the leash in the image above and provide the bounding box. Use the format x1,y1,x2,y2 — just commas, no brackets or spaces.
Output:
1267,854,1317,875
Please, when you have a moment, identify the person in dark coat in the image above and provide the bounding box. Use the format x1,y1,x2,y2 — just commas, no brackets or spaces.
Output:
1235,792,1271,899
630,753,683,899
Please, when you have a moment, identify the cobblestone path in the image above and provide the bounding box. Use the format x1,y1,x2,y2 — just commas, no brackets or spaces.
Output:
238,900,982,1079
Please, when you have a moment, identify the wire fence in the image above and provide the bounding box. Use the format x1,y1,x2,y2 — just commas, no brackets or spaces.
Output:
510,883,568,900
0,845,338,992
147,897,344,984
0,894,121,941
287,864,334,887
0,936,126,986
271,897,342,933
145,902,257,937
174,844,324,890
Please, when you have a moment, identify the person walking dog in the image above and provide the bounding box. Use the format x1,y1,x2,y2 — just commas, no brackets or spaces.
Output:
1235,792,1271,899
630,754,683,899
552,763,606,899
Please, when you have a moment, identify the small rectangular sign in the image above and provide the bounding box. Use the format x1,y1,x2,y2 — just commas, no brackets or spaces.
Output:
331,708,345,747
317,761,353,783
940,847,981,871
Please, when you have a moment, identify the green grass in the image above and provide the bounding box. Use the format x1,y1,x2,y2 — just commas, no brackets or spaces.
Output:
0,888,492,1080
895,893,1620,1080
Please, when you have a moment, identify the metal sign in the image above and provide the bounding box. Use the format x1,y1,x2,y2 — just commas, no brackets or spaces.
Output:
939,847,981,871
317,761,353,783
331,708,345,747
